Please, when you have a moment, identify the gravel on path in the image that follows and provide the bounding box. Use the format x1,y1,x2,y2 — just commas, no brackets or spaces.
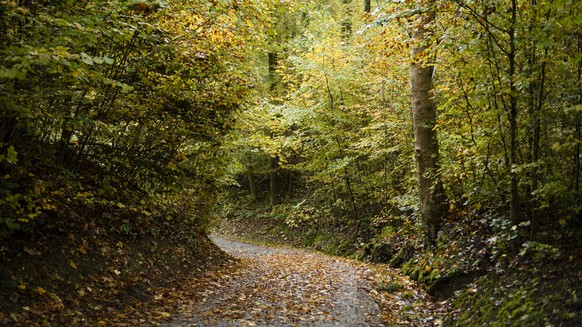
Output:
162,236,385,326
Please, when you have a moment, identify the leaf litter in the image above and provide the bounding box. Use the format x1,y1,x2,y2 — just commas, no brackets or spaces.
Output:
86,236,452,326
157,237,449,326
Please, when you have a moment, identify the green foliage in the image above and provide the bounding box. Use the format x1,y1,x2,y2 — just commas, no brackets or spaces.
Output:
222,0,581,276
453,278,544,326
377,281,404,294
434,0,582,224
451,269,580,326
223,0,419,242
0,0,264,237
219,192,360,256
519,241,561,262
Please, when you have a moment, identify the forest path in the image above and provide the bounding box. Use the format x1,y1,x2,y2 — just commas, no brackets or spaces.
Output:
162,236,385,326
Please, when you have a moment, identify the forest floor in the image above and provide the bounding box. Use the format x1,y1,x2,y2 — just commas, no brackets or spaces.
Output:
1,229,448,326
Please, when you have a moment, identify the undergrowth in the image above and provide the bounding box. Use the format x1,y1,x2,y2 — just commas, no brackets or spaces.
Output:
219,188,582,326
218,194,362,257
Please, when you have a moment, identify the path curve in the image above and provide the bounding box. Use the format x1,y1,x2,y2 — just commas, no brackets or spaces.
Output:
162,236,385,326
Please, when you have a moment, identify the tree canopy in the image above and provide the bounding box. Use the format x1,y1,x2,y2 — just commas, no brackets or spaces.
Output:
1,0,580,325
0,0,273,235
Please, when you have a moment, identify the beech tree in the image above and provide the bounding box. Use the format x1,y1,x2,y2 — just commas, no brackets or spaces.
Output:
409,1,446,247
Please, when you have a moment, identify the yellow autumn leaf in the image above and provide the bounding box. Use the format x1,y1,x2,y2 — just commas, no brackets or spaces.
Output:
158,312,171,318
69,260,78,269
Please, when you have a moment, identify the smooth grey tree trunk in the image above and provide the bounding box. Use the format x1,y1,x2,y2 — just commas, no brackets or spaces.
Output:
409,3,446,247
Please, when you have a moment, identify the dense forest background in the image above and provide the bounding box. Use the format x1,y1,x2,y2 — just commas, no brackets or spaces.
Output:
219,0,582,324
1,0,581,325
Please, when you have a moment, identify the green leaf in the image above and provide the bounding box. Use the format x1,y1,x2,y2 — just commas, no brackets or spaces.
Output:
0,66,26,80
5,218,21,231
6,146,18,164
80,52,94,65
118,82,134,93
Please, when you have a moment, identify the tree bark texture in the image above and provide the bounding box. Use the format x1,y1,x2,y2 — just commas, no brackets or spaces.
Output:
509,0,518,226
268,51,283,205
270,157,282,205
268,52,279,95
364,0,371,13
246,171,258,202
409,4,446,247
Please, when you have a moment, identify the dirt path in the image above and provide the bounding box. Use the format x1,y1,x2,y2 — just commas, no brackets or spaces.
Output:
162,236,385,326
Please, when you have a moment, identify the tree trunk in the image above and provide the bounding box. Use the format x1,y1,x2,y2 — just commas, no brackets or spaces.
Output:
574,36,581,195
268,50,283,206
246,171,258,201
508,0,518,226
409,2,446,247
269,157,282,205
268,52,278,95
575,113,581,195
341,0,352,40
364,0,371,13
